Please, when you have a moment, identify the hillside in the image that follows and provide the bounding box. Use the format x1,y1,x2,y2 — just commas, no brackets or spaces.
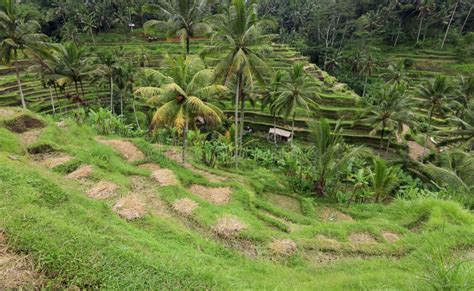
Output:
1,107,473,289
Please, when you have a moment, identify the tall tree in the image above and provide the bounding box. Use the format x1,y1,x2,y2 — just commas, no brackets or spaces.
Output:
441,0,460,49
135,56,226,163
418,75,455,155
416,0,435,43
143,0,211,55
358,84,415,156
271,62,319,143
202,0,274,159
0,0,48,109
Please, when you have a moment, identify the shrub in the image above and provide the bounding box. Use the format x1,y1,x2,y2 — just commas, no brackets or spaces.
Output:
87,108,138,137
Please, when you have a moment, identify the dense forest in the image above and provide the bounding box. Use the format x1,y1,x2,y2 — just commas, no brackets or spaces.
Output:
0,0,473,289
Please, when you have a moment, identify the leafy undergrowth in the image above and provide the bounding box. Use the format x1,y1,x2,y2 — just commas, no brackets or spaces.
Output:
0,107,472,289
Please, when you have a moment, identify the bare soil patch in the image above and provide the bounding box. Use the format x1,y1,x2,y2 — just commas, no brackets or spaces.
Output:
319,207,354,222
164,149,189,165
17,128,43,146
172,198,198,216
266,193,302,214
269,239,297,256
189,185,232,205
4,115,44,133
192,168,228,183
0,108,16,118
407,141,426,161
113,194,146,220
213,216,246,238
315,234,342,250
0,232,43,289
97,138,144,162
151,169,179,186
130,176,172,218
66,165,93,180
381,231,400,243
138,163,161,171
32,152,72,169
348,232,377,244
87,181,118,200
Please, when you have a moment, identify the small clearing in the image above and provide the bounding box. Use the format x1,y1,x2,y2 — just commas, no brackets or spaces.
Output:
348,232,377,244
150,169,179,186
130,176,172,218
269,239,297,256
407,141,426,161
87,181,118,200
381,231,400,243
189,185,232,205
66,165,93,180
319,207,354,222
0,232,43,289
32,153,72,169
266,193,302,214
213,216,246,238
113,194,146,220
97,138,144,162
172,198,198,216
4,115,44,133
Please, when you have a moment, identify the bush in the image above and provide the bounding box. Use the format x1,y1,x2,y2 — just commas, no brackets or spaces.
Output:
87,108,140,137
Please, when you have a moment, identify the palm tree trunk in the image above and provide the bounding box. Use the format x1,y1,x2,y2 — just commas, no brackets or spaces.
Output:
182,113,189,164
394,19,402,47
273,114,277,145
110,76,114,112
120,92,123,116
422,106,434,158
363,73,369,97
234,72,242,161
239,93,245,151
442,0,459,49
185,34,190,56
461,4,473,34
132,98,140,129
54,85,62,115
49,85,56,114
14,49,26,109
379,123,385,156
416,15,424,43
291,112,296,145
385,135,391,158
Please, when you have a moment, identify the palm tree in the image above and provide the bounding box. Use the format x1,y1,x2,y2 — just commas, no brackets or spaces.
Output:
418,75,454,155
416,0,435,43
94,50,119,111
202,0,274,159
81,12,97,46
271,63,319,143
358,84,416,156
309,118,367,197
143,0,211,55
454,75,473,119
261,70,285,144
135,56,226,163
53,42,93,100
383,61,408,85
0,0,48,109
369,158,399,203
441,0,460,49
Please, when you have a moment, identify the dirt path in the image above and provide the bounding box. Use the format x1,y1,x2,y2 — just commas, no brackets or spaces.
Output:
407,141,426,161
97,138,144,162
0,232,43,289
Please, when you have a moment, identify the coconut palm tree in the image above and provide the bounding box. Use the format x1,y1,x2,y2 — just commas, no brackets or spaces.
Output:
53,42,93,99
143,0,211,55
202,0,274,159
135,56,226,163
369,158,399,203
358,84,416,156
416,0,435,43
271,63,319,143
454,75,474,119
0,0,48,109
261,70,285,144
418,75,455,155
309,118,367,197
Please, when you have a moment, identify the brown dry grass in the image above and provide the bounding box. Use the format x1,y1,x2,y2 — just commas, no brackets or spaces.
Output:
348,232,377,244
213,216,246,238
113,194,146,220
151,169,179,186
315,234,342,250
87,181,118,200
266,194,302,214
319,207,354,222
138,163,161,171
0,232,43,289
381,231,400,243
269,239,297,256
97,139,144,162
189,185,232,205
172,198,198,216
17,128,43,146
407,141,426,161
66,165,93,180
130,176,172,218
32,153,72,169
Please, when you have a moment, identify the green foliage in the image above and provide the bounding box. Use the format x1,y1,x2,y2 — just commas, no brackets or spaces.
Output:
87,107,136,137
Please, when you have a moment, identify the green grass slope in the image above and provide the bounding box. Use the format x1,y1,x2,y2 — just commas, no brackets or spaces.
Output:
0,107,472,289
